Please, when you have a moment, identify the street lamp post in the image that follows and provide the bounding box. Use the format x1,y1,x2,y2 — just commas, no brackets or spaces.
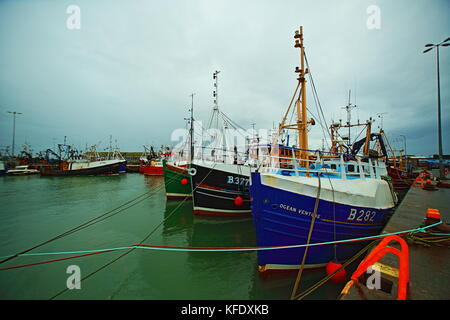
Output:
400,134,407,169
7,111,22,157
424,37,450,179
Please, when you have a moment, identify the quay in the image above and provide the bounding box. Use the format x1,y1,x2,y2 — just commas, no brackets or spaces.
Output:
340,180,450,300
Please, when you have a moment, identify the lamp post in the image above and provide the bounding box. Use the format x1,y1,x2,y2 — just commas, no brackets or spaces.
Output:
7,111,22,157
424,37,450,179
400,134,407,169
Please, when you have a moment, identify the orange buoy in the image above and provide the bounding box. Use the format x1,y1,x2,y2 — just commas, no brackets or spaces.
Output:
234,196,244,207
181,178,189,185
325,260,347,283
426,208,441,220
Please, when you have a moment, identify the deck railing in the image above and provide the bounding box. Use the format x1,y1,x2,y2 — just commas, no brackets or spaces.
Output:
260,147,388,180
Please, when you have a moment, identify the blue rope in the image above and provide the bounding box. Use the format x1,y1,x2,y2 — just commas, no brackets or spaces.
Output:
0,221,443,259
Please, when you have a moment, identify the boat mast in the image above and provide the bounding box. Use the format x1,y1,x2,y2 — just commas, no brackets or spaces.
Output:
278,26,313,161
189,93,195,162
212,70,220,129
363,119,373,156
342,90,356,148
296,26,308,156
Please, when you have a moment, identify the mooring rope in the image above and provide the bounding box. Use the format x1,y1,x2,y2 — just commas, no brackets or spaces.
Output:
48,162,217,300
294,240,379,300
0,170,184,266
290,172,321,300
0,219,442,273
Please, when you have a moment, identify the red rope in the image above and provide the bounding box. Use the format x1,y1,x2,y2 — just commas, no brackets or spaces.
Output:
1,232,412,272
0,250,114,271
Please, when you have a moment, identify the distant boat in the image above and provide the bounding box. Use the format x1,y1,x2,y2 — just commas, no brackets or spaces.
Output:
6,165,39,176
40,142,125,176
40,159,125,176
106,140,127,173
140,159,164,175
139,146,170,176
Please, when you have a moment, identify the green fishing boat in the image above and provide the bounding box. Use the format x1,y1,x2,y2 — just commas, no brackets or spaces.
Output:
163,159,192,199
164,93,195,200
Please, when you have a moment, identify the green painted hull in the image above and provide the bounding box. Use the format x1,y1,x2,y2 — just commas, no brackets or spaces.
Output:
163,161,192,199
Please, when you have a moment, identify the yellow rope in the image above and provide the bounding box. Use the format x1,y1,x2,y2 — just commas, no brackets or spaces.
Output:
289,173,321,300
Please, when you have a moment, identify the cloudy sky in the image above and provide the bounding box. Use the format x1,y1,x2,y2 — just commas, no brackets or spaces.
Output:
0,0,449,156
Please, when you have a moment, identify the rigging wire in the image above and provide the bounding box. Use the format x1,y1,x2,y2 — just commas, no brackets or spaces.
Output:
304,52,332,149
48,162,218,300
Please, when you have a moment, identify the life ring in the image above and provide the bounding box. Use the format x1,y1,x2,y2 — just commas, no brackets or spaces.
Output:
188,168,197,176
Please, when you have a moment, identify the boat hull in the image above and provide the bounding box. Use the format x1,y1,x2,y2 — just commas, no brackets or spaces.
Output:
163,161,192,199
191,162,253,216
118,162,127,173
6,170,39,176
139,165,163,175
40,161,124,176
250,172,395,271
126,164,140,173
387,167,412,190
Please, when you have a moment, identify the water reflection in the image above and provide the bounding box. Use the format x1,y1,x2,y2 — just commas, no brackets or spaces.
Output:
162,199,193,239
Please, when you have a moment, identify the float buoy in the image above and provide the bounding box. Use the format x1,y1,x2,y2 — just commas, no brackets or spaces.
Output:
187,168,197,176
325,260,346,283
234,196,244,207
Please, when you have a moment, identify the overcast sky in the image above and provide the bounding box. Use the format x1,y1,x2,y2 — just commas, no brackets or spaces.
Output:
0,0,449,156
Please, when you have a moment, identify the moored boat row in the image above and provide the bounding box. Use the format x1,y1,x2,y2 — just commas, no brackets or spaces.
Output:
161,26,399,272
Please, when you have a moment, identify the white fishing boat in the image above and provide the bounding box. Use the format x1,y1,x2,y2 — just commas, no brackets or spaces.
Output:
40,142,125,176
6,165,39,176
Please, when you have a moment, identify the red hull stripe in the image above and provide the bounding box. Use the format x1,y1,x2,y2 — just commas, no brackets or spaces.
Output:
140,166,163,175
197,183,242,194
193,209,251,216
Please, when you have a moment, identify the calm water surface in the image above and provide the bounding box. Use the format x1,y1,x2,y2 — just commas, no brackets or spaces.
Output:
0,174,350,300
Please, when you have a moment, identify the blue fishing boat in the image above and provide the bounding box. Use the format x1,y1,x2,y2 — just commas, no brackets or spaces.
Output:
249,27,397,272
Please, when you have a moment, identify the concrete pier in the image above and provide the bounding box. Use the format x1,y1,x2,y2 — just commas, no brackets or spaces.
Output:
341,185,450,300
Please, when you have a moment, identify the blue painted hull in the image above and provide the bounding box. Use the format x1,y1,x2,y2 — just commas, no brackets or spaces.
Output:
119,162,127,173
250,172,394,270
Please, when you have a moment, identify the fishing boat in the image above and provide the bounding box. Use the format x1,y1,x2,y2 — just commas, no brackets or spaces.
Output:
380,132,414,190
163,94,195,199
40,143,125,176
140,160,163,175
139,146,170,176
249,27,397,272
163,160,192,199
188,71,263,216
345,124,414,191
106,138,127,173
190,160,254,216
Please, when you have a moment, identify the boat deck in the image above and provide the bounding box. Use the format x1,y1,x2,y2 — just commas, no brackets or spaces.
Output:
340,182,450,300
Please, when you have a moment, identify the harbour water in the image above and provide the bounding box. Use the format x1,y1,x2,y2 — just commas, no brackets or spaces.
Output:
0,173,349,300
